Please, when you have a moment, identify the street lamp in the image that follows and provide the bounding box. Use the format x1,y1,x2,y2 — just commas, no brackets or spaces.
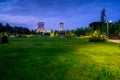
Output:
107,20,112,38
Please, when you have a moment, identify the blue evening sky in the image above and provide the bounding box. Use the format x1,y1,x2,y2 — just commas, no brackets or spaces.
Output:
0,0,120,30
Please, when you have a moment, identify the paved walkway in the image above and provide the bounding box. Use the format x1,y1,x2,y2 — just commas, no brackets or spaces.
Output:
108,39,120,44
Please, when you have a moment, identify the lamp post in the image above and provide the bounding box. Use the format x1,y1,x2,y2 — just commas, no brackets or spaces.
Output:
107,20,112,38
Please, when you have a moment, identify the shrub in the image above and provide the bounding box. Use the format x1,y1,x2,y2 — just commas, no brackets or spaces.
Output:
1,35,9,44
89,30,106,42
89,36,106,42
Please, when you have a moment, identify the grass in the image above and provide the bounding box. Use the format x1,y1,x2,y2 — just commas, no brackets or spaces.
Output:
0,37,120,80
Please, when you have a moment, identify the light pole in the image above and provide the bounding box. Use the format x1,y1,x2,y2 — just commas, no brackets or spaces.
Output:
107,20,112,38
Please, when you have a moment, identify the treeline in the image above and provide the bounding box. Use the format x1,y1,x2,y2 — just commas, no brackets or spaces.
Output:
0,23,36,37
89,20,120,36
65,27,89,38
0,22,89,38
67,19,120,38
109,20,120,35
0,20,120,38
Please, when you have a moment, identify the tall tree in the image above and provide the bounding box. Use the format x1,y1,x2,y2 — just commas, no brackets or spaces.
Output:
101,9,106,23
6,23,13,33
0,23,3,33
100,9,106,34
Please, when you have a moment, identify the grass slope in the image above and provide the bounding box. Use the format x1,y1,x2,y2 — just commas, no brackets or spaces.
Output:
0,37,120,80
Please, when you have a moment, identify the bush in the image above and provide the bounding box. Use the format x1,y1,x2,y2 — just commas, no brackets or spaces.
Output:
1,36,9,44
89,30,107,42
89,36,106,42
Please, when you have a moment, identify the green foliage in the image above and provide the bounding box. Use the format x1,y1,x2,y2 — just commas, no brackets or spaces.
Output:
89,19,120,38
89,36,106,42
89,31,106,42
109,20,120,35
74,28,87,37
0,23,31,37
1,33,9,44
89,22,106,34
1,35,9,44
65,30,76,38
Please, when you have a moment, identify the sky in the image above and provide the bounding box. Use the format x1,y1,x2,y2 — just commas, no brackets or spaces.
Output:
0,0,120,30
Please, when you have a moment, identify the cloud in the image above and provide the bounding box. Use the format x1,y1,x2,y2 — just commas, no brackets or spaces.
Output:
0,14,39,25
0,0,120,30
0,0,20,12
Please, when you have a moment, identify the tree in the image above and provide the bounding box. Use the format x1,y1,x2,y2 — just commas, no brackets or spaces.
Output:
5,23,13,34
23,27,30,34
54,30,59,37
89,9,107,34
1,35,9,44
0,23,3,33
65,30,76,38
101,8,106,23
31,30,36,35
109,20,120,35
74,28,87,37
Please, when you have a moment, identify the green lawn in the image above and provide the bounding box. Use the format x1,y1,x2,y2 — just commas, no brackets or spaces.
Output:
0,37,120,80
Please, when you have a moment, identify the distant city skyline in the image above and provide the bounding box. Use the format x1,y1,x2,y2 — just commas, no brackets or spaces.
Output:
0,0,120,30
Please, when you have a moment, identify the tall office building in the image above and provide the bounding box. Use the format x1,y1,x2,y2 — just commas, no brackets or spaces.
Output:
59,22,64,31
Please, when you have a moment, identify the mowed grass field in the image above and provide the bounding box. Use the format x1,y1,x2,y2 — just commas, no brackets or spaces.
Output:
0,37,120,80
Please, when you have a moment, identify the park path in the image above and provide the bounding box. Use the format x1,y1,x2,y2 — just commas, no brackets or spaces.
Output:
108,39,120,44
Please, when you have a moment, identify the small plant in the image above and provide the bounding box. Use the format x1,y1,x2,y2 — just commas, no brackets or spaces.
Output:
1,33,9,44
89,36,106,42
89,31,106,42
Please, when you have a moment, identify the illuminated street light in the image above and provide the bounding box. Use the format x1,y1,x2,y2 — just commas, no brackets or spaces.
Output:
107,20,112,38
